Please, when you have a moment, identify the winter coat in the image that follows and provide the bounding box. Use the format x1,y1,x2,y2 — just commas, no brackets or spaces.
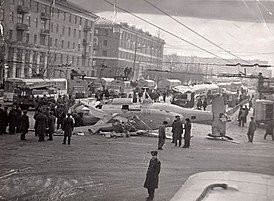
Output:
158,125,166,139
144,158,161,189
62,117,74,137
48,115,56,134
247,120,257,134
20,114,29,134
172,120,183,140
35,113,48,136
184,122,192,140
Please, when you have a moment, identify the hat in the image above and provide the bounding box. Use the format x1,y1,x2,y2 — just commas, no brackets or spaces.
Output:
151,151,158,156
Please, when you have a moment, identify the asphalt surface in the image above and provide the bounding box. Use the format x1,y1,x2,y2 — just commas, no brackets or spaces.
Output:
0,112,274,201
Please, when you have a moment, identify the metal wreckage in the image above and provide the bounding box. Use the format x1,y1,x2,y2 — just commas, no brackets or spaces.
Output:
67,91,241,142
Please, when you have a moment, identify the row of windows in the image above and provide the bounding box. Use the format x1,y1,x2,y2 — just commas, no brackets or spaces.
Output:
8,0,93,27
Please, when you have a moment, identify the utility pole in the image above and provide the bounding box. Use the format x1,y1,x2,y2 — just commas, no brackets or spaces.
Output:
133,33,138,80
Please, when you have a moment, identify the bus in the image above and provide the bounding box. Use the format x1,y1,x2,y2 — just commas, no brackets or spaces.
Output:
4,78,67,102
109,79,132,97
171,83,219,108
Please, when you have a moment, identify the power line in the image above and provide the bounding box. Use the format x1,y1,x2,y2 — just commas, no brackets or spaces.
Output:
102,0,234,64
143,0,252,65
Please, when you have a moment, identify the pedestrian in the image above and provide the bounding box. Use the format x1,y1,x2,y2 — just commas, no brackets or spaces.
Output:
2,106,8,134
0,104,4,135
62,113,74,145
264,119,274,140
19,110,29,141
15,105,22,133
56,104,66,129
182,118,192,148
244,105,249,124
35,110,48,142
47,111,56,141
158,121,168,150
8,106,17,135
144,151,161,201
172,115,183,147
238,105,246,127
197,97,202,110
247,116,257,143
202,98,208,111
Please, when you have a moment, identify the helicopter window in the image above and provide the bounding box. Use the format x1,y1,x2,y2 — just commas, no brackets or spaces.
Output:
191,116,196,120
122,105,129,110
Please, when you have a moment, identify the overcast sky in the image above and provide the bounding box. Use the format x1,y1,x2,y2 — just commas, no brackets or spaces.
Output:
72,0,274,65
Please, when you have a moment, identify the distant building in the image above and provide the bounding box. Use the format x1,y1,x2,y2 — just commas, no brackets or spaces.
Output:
0,0,98,81
93,18,165,79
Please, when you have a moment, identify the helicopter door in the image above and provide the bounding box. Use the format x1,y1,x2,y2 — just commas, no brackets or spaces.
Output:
265,104,273,120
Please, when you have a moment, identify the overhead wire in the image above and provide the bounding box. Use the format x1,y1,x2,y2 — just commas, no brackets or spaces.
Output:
102,0,235,64
143,0,252,65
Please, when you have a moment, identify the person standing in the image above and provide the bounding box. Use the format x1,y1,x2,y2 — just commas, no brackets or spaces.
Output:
8,106,17,135
172,116,183,147
238,106,246,127
47,111,56,141
144,151,161,201
247,116,257,143
182,118,192,148
35,110,48,142
20,110,29,141
62,113,74,145
0,104,4,135
264,119,274,140
202,98,208,111
158,121,168,150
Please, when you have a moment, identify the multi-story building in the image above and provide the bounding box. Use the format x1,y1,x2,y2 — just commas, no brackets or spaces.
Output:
93,18,165,79
0,0,98,81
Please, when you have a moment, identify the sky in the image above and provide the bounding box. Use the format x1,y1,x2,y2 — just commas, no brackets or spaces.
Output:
72,0,274,65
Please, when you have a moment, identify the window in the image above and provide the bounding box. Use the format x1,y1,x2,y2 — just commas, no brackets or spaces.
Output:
72,42,75,49
77,57,79,65
56,24,59,33
67,41,70,49
57,9,60,19
17,14,23,24
63,12,66,21
93,37,98,46
55,39,58,47
9,11,14,22
0,9,4,21
102,50,107,56
17,31,23,41
103,40,108,46
61,40,64,48
74,15,77,24
50,22,53,32
8,30,13,40
40,35,46,45
27,0,31,9
62,26,65,35
79,30,81,38
41,20,46,29
11,0,15,4
34,34,37,44
35,2,39,12
66,55,69,63
78,44,80,51
69,14,72,22
26,16,31,26
94,29,98,34
49,38,52,46
54,53,57,62
19,0,24,6
73,28,76,37
79,17,82,25
60,54,63,63
68,27,71,36
26,33,29,43
72,56,74,64
34,18,38,27
88,46,91,53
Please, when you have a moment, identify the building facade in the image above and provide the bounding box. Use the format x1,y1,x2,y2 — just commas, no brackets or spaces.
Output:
0,0,98,81
93,18,165,80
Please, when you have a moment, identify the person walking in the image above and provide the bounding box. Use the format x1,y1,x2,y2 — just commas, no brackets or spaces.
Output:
238,105,246,127
172,116,183,147
62,113,74,145
264,119,274,140
144,151,161,201
19,110,29,141
247,116,257,143
35,110,48,142
158,121,168,150
47,111,56,141
182,118,192,148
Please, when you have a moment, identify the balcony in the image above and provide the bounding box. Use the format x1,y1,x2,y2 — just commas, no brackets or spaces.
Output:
16,23,29,31
17,5,30,13
83,26,92,32
40,12,51,20
40,29,50,35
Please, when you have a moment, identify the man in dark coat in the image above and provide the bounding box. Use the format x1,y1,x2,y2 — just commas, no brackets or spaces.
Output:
247,116,257,143
62,113,74,145
20,110,29,141
264,119,274,140
2,106,8,134
8,106,17,135
172,116,183,147
15,105,22,133
182,118,192,148
144,151,161,201
56,105,66,129
35,110,48,142
47,111,56,141
0,104,4,135
158,121,168,150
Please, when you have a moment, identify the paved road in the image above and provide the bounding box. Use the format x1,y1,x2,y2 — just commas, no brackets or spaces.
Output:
0,114,274,201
